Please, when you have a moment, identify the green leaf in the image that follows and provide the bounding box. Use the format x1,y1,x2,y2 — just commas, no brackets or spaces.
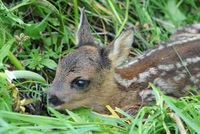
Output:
0,1,24,26
165,0,186,26
0,79,12,111
42,59,57,70
0,41,11,62
0,39,15,68
24,14,50,39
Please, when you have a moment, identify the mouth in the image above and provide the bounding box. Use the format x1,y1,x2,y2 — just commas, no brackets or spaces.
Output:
52,103,83,110
49,99,91,111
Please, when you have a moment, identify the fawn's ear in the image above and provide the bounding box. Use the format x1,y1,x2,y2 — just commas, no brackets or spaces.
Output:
107,29,134,67
76,8,95,47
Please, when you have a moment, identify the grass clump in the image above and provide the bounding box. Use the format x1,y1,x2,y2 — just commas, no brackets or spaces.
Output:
0,87,199,133
0,0,200,133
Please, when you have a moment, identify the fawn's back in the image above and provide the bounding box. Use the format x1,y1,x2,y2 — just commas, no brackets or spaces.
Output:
47,9,200,113
116,36,200,98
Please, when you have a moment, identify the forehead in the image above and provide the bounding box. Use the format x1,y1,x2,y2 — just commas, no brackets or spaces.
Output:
60,45,100,71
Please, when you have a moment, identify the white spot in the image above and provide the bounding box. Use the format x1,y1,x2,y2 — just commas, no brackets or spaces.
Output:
186,57,200,64
181,70,187,73
179,73,186,78
192,24,200,29
182,61,188,66
149,67,158,75
138,71,151,82
161,72,167,76
146,49,157,56
173,73,186,81
158,45,164,50
196,73,200,78
175,57,200,69
158,64,175,71
139,90,155,101
167,36,200,47
176,62,182,68
114,73,137,88
153,78,175,93
173,76,180,82
138,54,145,60
190,76,199,84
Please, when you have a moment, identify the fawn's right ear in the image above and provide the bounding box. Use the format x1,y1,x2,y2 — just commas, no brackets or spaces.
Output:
107,29,134,67
76,8,95,47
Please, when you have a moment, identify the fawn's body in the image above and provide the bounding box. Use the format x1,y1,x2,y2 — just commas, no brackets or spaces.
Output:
47,9,200,113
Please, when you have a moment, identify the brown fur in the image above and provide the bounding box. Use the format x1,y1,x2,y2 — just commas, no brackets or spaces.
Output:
47,9,200,114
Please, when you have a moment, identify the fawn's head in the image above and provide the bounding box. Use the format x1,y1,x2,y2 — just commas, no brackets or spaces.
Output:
47,9,134,112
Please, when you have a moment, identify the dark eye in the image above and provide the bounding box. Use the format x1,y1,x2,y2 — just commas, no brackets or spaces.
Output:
71,77,90,90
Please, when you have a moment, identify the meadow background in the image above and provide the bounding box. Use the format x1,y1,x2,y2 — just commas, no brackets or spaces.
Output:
0,0,200,133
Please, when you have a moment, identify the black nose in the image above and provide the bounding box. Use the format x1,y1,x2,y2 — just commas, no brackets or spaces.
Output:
48,95,64,106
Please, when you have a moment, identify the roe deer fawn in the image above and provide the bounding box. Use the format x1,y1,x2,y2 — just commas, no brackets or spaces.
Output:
47,9,200,113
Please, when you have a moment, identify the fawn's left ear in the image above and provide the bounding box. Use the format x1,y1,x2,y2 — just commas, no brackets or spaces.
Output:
76,8,95,47
107,29,134,67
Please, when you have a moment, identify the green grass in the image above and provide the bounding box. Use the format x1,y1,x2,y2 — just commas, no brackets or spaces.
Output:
0,0,200,133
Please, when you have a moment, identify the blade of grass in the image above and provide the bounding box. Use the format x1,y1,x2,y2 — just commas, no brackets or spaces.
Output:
5,70,46,82
163,96,200,133
117,0,130,36
8,52,24,70
108,0,122,24
73,0,79,28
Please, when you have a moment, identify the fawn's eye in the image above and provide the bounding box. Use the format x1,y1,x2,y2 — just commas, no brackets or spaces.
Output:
71,77,90,90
